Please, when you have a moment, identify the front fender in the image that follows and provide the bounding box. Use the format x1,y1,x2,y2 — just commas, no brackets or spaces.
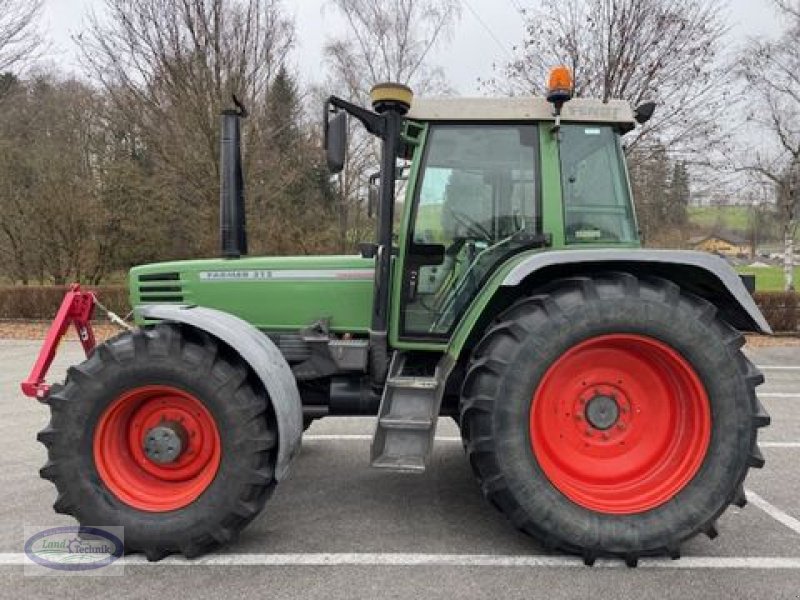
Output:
448,248,771,360
137,304,302,481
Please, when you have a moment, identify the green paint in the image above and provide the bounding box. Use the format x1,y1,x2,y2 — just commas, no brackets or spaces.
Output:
131,255,374,332
390,122,435,350
540,126,566,248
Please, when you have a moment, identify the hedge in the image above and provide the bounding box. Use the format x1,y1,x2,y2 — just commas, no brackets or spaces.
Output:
0,285,798,333
0,286,130,320
753,291,798,333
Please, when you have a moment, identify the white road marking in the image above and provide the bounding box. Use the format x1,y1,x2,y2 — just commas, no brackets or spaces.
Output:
760,393,800,398
304,434,462,442
4,552,800,569
756,366,800,371
760,442,800,448
746,489,800,537
306,436,800,448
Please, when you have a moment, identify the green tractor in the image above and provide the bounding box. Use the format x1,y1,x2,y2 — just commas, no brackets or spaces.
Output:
24,68,770,565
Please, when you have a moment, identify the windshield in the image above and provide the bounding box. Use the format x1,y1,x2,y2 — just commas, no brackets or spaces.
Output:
560,124,637,244
402,124,540,336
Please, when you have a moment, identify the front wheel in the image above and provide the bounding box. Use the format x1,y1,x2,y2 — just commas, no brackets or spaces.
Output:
460,273,769,565
38,323,278,560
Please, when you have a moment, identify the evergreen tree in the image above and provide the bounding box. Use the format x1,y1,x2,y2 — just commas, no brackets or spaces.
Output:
247,66,337,254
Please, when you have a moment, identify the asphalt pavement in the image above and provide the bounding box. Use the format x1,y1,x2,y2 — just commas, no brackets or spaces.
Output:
0,339,799,599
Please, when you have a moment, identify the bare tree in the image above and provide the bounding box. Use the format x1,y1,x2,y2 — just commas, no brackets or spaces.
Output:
77,0,295,257
324,0,461,99
495,0,729,158
322,0,461,250
738,0,799,290
0,0,42,72
0,72,113,284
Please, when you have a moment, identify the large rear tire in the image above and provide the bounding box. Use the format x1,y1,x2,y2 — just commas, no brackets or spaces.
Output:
460,273,769,565
38,323,278,561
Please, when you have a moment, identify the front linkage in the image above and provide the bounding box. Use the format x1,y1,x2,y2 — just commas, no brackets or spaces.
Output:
21,284,129,400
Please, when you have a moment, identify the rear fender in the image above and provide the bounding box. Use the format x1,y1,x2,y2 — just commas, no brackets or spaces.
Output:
137,304,302,481
447,249,771,361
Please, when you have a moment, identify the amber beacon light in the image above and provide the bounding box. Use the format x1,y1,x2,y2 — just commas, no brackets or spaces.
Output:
546,65,574,107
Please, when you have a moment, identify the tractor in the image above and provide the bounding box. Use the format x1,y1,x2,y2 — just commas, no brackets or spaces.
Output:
23,67,770,565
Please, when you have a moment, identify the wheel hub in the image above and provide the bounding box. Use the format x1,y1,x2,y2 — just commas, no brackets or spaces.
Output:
93,385,221,512
530,334,711,514
584,395,619,430
143,422,187,464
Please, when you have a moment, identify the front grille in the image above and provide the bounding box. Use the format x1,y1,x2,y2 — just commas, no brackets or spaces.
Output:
139,272,180,282
137,272,184,303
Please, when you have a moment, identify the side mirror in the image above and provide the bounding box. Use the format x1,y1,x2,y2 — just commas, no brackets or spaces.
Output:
324,108,347,173
634,101,656,124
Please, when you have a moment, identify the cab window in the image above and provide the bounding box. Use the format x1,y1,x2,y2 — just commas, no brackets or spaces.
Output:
560,125,637,244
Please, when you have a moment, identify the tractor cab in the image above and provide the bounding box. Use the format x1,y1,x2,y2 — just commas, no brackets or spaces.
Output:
394,97,640,338
324,71,645,349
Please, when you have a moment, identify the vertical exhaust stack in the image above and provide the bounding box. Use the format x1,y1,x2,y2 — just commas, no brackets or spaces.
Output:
219,99,248,258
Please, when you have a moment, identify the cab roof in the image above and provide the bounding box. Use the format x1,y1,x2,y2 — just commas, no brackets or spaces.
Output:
406,97,636,128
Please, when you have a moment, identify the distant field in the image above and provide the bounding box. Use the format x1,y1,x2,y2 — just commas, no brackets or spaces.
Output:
688,206,750,230
736,265,799,291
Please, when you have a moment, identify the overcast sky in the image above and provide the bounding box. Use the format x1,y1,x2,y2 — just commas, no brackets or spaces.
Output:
41,0,781,94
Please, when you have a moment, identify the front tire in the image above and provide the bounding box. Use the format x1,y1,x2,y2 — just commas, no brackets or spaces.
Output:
38,323,278,560
460,273,769,565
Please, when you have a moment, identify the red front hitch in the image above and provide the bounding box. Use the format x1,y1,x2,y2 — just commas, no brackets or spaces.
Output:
20,284,97,399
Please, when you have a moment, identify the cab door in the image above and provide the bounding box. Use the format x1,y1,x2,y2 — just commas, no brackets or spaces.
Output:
393,123,541,343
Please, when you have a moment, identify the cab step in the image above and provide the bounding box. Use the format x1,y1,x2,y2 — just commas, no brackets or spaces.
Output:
379,415,433,429
370,352,455,472
371,454,426,472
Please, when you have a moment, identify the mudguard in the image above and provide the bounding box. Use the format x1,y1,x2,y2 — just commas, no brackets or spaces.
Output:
448,248,771,360
137,304,302,481
503,249,769,331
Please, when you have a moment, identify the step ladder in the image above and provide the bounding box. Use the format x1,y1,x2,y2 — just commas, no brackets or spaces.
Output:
370,352,455,472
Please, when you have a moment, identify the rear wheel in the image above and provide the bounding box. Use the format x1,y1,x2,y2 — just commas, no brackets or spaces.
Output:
38,323,277,561
460,273,769,565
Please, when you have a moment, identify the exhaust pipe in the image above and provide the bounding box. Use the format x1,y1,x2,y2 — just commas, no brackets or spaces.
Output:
219,99,248,258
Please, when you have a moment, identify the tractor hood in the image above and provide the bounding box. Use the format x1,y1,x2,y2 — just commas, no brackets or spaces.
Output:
130,255,375,333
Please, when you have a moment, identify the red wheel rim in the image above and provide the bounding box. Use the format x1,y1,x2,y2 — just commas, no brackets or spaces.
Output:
530,334,711,514
93,385,221,512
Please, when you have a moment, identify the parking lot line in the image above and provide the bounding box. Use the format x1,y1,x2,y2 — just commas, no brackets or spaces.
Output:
759,393,800,398
756,366,800,370
746,489,800,537
305,434,462,442
306,436,800,446
760,442,800,448
3,552,800,569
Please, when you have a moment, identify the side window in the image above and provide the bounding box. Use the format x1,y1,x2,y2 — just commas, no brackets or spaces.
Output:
560,125,637,244
402,124,539,337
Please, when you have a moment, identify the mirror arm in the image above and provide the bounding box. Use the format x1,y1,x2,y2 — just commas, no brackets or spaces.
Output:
326,95,386,138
